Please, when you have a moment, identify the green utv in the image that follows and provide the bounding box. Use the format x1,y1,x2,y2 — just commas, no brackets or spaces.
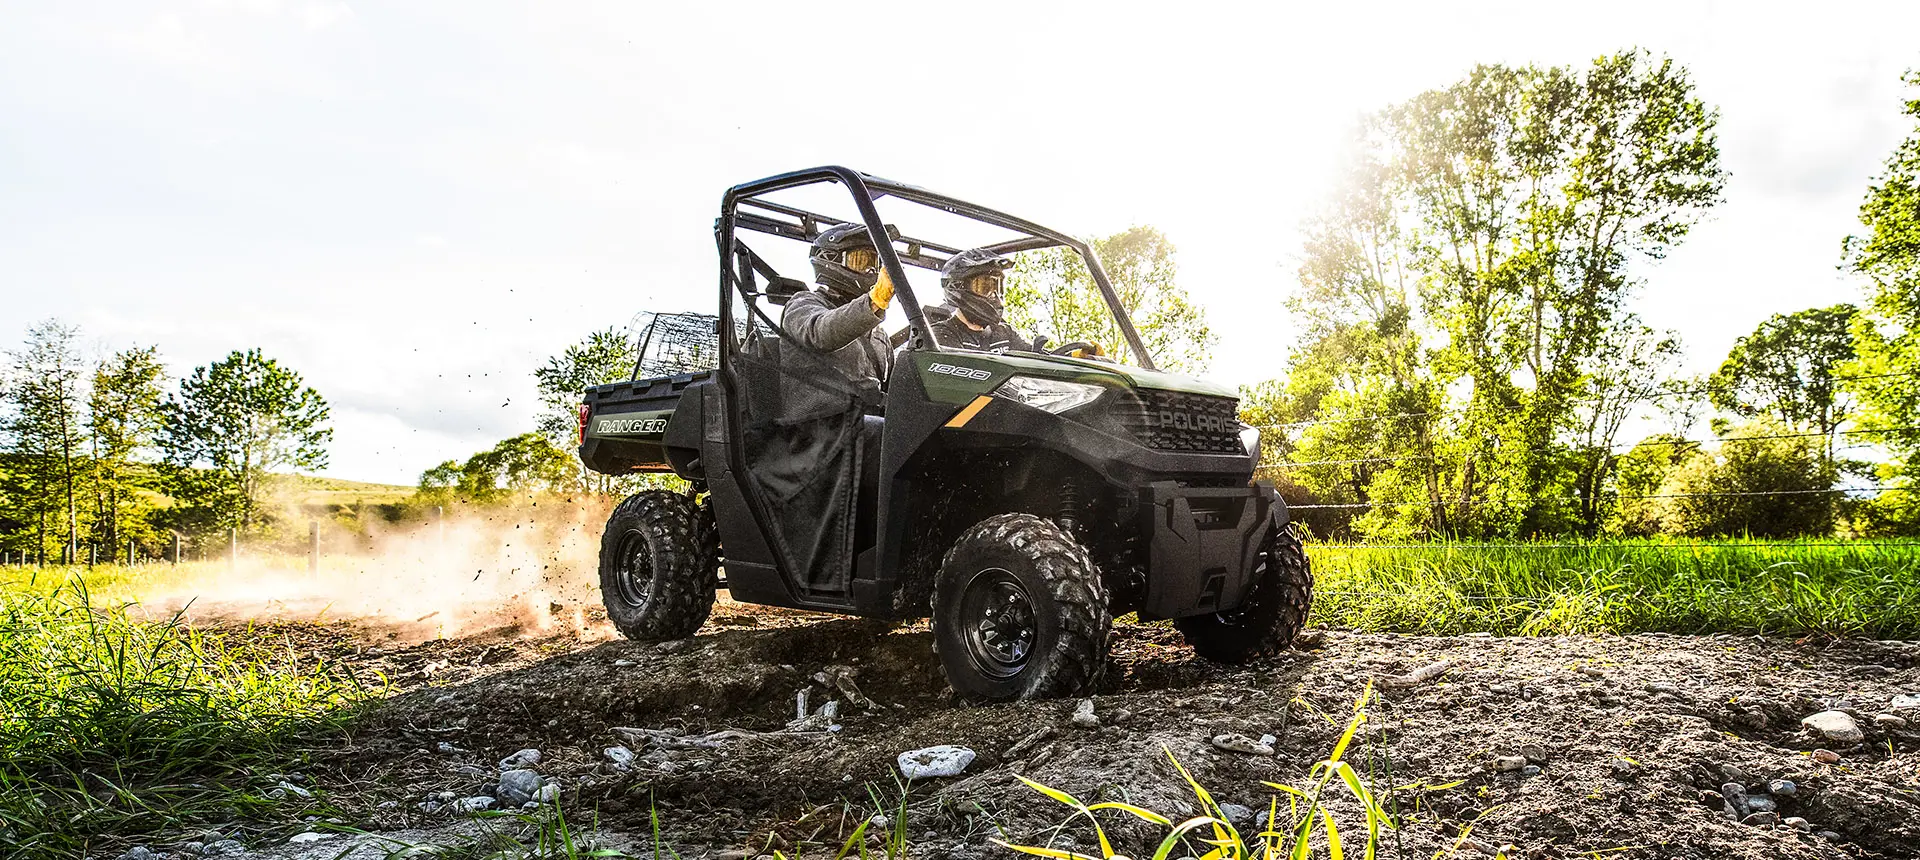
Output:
577,167,1311,701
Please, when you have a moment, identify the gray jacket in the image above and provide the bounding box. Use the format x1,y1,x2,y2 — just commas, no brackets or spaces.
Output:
781,289,892,389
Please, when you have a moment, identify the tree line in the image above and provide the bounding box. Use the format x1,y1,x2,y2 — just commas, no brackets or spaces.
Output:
1245,55,1920,540
0,325,330,562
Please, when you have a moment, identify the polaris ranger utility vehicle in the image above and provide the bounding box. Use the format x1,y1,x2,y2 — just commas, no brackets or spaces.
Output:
578,166,1311,700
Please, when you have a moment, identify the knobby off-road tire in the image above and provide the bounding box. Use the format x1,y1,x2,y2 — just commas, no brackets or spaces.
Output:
1176,521,1313,663
932,513,1111,701
598,491,718,641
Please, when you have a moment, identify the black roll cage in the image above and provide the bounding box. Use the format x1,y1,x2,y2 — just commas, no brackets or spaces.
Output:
715,165,1158,371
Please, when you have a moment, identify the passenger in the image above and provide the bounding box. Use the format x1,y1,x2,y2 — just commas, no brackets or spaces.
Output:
782,223,896,387
928,249,1033,352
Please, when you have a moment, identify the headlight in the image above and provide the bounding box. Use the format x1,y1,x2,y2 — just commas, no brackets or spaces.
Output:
995,375,1105,414
1240,425,1261,462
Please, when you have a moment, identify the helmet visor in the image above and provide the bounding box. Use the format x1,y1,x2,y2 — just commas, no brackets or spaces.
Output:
843,248,878,274
965,271,1004,300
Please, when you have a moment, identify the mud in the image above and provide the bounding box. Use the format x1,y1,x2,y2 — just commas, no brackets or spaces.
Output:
199,597,1920,860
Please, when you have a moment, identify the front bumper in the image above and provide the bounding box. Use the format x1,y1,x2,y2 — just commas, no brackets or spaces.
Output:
1136,481,1287,620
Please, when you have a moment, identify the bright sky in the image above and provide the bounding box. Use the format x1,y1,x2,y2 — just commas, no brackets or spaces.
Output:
4,1,1917,484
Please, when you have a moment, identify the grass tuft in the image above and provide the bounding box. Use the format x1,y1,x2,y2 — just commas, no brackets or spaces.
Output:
0,577,370,858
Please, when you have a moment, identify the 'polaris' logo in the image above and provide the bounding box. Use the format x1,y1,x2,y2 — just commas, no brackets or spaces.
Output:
593,416,669,436
928,362,992,381
1157,410,1228,434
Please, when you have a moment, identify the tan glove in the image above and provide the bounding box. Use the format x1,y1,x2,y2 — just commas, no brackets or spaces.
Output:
868,268,895,314
1069,341,1105,359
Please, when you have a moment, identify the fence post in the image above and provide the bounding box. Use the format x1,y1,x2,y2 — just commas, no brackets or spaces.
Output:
229,528,238,572
173,532,182,565
129,538,135,566
309,520,319,575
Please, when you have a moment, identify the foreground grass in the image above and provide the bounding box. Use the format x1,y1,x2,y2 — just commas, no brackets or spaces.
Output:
1308,538,1920,639
0,578,372,859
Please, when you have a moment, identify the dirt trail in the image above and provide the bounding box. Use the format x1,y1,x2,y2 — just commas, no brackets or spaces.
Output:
194,597,1917,860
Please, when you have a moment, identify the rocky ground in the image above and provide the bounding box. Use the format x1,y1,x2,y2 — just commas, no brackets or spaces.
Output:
113,599,1920,860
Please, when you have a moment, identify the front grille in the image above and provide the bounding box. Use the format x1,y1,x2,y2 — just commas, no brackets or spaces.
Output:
1121,389,1244,454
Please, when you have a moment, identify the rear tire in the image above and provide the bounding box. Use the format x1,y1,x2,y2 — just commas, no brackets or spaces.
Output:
932,513,1110,701
1176,522,1313,663
598,491,716,641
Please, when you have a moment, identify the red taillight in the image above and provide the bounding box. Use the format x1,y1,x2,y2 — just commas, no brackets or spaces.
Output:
577,403,591,446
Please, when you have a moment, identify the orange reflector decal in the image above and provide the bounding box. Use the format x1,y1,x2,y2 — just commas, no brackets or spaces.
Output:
944,395,993,428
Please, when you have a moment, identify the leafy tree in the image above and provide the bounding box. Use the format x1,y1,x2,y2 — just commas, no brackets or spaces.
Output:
1843,70,1920,494
1659,419,1838,537
87,346,166,558
2,320,89,560
1571,323,1681,534
418,433,575,505
533,328,637,451
1006,226,1217,374
1710,305,1858,458
1275,49,1724,538
158,349,331,532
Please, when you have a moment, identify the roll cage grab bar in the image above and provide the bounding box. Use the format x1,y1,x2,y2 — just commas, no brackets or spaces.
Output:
715,165,1158,371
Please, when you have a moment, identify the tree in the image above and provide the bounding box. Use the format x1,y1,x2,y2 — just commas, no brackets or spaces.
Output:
1843,70,1920,490
418,433,576,505
1659,419,1838,537
158,349,331,532
1570,323,1681,534
1006,226,1218,374
87,346,166,558
1710,305,1858,458
533,328,638,451
2,320,89,561
1275,49,1724,538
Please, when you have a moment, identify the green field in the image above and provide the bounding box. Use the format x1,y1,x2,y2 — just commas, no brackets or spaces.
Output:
1307,538,1920,639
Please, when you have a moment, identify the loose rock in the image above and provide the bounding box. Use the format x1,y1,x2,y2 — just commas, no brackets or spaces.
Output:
1801,711,1863,743
1218,803,1255,828
1492,755,1528,772
605,745,636,770
1070,698,1099,729
451,796,495,814
1211,733,1276,756
1744,794,1777,813
118,848,158,860
1811,749,1842,764
499,748,542,770
533,782,561,803
1741,811,1780,826
897,745,976,779
1519,743,1550,763
1874,713,1908,729
287,832,333,844
497,769,543,805
1769,779,1797,797
1888,693,1920,710
1521,765,1541,777
204,840,247,855
1784,816,1811,830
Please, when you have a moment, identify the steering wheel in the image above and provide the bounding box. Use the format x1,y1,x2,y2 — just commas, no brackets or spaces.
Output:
1047,341,1099,357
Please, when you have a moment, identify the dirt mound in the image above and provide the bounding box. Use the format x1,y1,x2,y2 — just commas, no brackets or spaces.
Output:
269,605,1920,859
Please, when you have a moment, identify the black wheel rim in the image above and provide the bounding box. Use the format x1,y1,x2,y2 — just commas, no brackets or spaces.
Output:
613,529,656,610
959,568,1037,679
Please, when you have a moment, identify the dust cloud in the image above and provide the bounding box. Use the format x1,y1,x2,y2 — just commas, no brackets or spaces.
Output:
125,496,621,642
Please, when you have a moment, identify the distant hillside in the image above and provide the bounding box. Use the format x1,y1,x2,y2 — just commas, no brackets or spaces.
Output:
277,474,416,507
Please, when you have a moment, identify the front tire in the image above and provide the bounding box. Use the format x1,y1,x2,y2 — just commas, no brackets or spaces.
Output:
1176,522,1313,663
598,491,717,641
932,513,1111,701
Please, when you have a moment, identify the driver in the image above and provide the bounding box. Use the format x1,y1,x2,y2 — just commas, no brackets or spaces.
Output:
782,223,896,387
928,248,1032,352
